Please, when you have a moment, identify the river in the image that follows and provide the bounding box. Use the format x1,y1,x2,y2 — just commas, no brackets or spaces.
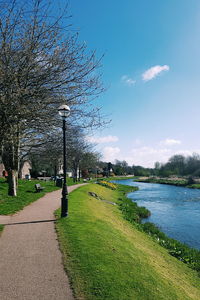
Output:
111,179,200,250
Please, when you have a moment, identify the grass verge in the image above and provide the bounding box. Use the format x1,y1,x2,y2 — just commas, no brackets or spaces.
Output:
0,177,83,215
55,183,200,300
0,224,4,234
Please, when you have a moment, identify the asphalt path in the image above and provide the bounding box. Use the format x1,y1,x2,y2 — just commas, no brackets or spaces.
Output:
0,184,86,300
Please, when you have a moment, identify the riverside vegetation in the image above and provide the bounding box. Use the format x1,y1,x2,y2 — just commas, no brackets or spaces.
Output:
135,177,187,186
55,183,200,300
135,177,200,189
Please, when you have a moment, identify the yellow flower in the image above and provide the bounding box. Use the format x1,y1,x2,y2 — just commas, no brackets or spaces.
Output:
98,181,117,190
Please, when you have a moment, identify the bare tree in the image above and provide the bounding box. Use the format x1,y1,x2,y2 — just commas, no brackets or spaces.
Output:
0,0,106,195
79,151,101,179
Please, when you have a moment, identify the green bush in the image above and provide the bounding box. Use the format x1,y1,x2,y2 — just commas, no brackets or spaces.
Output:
117,195,150,223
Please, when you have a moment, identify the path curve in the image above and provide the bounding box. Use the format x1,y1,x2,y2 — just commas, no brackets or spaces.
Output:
0,184,86,300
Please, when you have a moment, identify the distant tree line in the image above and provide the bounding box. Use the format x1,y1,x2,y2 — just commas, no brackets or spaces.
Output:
154,153,200,178
19,152,200,182
96,160,152,177
96,153,200,178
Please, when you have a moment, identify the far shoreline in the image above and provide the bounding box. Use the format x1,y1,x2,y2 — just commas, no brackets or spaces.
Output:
134,176,200,189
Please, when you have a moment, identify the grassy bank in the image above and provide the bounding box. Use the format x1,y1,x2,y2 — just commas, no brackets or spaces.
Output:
0,177,84,215
55,183,200,300
135,178,200,189
97,176,136,182
135,177,187,186
118,191,200,274
106,176,135,180
187,183,200,189
141,222,200,273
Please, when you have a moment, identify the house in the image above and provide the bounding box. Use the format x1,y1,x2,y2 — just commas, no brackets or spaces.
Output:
19,160,32,179
58,159,73,177
0,160,32,179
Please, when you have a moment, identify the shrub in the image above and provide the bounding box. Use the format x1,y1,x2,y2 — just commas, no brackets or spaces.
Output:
118,197,150,223
97,181,117,190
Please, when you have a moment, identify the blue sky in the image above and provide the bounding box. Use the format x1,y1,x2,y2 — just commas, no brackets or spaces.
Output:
67,0,200,167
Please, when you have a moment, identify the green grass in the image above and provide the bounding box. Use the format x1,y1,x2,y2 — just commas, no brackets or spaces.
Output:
0,224,4,233
118,186,151,223
187,184,200,189
0,177,83,215
141,222,200,273
66,178,84,186
0,178,60,215
55,183,200,300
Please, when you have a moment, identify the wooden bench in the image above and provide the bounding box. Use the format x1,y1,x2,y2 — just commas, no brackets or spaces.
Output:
35,183,45,192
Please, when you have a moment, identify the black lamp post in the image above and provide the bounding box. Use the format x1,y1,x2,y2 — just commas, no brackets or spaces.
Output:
58,104,70,217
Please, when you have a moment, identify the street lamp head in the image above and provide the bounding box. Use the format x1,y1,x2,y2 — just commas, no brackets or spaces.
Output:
58,104,70,119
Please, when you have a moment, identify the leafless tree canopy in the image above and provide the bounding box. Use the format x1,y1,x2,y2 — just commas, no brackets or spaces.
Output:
0,0,106,195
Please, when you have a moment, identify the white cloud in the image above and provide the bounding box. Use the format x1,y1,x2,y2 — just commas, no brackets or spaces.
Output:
128,146,200,168
98,142,200,168
102,146,121,162
121,75,136,86
142,65,169,81
160,138,181,146
134,138,143,146
86,135,119,144
128,146,173,167
175,150,194,156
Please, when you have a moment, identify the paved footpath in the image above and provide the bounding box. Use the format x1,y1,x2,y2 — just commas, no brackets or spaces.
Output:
0,184,86,300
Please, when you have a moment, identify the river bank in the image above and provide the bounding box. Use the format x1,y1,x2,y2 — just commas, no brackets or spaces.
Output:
123,194,200,275
112,180,200,275
135,176,200,189
56,183,200,299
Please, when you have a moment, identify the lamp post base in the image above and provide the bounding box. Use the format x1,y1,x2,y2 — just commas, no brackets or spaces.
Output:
61,185,68,218
61,209,68,218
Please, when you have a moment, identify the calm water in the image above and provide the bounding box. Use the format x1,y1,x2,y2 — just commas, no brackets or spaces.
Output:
112,179,200,250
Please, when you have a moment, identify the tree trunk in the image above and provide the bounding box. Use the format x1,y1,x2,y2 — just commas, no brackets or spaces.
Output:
14,126,20,188
73,161,78,182
8,169,17,196
78,166,81,181
54,164,57,182
2,130,20,196
73,170,77,182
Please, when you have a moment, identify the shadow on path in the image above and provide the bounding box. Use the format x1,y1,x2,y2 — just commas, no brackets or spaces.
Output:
3,219,59,226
